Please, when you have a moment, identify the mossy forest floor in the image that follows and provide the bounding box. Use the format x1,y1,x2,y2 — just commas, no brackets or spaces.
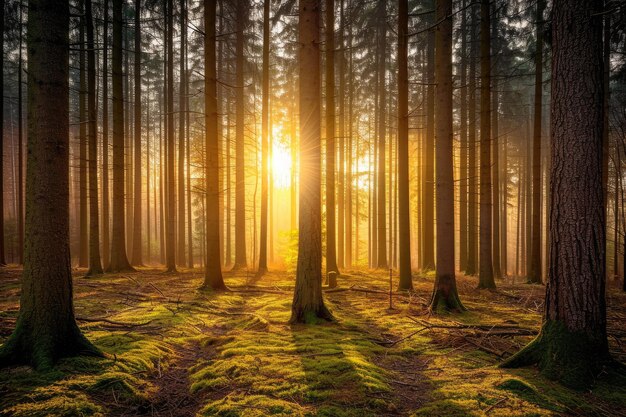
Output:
1,266,625,416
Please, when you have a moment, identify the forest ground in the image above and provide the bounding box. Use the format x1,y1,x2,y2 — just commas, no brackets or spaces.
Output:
0,266,625,417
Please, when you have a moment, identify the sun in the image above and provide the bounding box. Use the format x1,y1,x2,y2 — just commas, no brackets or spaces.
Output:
271,141,292,189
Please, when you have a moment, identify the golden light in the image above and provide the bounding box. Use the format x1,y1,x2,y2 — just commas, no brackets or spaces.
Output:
271,141,292,189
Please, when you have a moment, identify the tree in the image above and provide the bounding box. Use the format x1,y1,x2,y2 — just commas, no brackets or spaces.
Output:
502,0,610,389
177,0,187,267
0,0,5,266
326,0,339,282
376,0,388,270
429,0,464,312
528,0,545,284
258,0,270,277
85,0,103,276
102,0,110,269
466,5,478,276
233,0,248,270
396,0,412,290
107,0,135,273
0,0,102,368
290,0,333,324
165,0,177,273
458,0,468,274
478,0,495,289
79,0,88,268
423,5,435,272
202,0,227,291
131,0,143,267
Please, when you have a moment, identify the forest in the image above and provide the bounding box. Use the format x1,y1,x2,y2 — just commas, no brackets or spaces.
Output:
0,0,626,415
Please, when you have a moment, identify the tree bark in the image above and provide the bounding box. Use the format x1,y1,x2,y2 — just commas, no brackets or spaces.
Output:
85,0,103,276
466,6,478,276
326,0,339,281
528,0,545,284
202,0,227,291
233,0,248,269
478,0,495,289
422,13,435,272
376,0,388,269
165,0,177,272
177,0,187,267
459,0,468,273
258,0,270,276
430,0,464,312
102,0,110,269
107,0,135,273
290,0,333,324
502,0,610,389
79,0,88,268
0,0,102,368
0,0,5,266
397,0,412,290
131,0,143,267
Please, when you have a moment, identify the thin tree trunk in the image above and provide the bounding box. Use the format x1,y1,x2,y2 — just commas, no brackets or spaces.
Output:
397,0,412,290
131,0,143,266
478,0,495,289
466,6,478,276
107,0,134,273
78,0,88,268
233,0,247,269
102,0,110,269
423,15,435,272
202,0,226,291
459,0,468,273
0,0,4,266
86,0,103,275
177,0,187,267
376,0,388,269
165,0,177,272
258,0,270,276
528,0,545,284
326,0,339,282
491,2,501,280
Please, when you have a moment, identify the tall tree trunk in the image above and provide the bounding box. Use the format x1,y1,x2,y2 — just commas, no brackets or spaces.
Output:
290,0,333,324
459,0,468,273
165,0,177,272
430,0,464,311
397,0,412,290
478,0,495,289
107,0,134,273
326,0,339,281
491,1,501,280
102,0,110,269
466,6,478,276
0,0,102,368
202,0,226,291
502,1,610,389
131,0,143,266
233,0,247,269
257,0,270,276
376,0,388,269
177,0,187,267
422,11,435,272
528,0,545,284
85,0,103,275
0,0,5,266
78,0,88,268
17,5,24,265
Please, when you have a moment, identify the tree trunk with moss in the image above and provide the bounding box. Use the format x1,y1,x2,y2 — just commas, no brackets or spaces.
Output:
202,0,227,291
107,0,135,273
429,0,464,312
0,0,102,369
502,0,610,389
290,0,333,324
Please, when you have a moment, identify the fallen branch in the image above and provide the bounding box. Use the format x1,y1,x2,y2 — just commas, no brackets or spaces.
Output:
77,316,154,328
